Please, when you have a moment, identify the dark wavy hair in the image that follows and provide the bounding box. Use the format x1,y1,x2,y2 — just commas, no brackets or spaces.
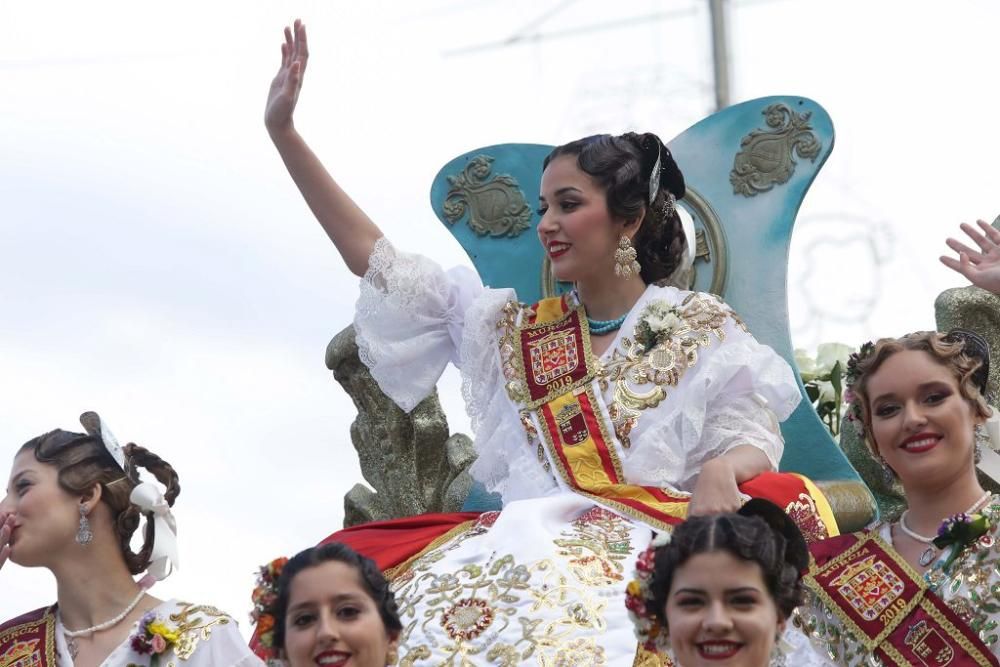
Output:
543,132,687,284
272,542,402,649
650,500,808,631
19,421,180,575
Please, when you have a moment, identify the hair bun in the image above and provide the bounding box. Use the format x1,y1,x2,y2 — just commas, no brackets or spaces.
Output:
944,329,991,395
738,498,809,573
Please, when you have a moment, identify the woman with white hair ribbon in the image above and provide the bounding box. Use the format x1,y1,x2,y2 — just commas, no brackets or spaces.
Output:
0,412,262,667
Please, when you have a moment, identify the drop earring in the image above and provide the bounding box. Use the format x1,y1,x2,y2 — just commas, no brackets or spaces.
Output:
76,504,93,545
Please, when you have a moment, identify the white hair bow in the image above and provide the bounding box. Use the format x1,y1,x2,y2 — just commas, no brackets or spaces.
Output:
130,482,179,581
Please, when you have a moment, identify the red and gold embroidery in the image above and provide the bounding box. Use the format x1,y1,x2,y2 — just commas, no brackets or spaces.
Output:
806,533,998,666
0,608,56,667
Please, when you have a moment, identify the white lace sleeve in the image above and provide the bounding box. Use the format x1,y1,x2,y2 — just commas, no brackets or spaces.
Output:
701,394,784,469
625,306,801,490
674,318,800,486
354,237,484,413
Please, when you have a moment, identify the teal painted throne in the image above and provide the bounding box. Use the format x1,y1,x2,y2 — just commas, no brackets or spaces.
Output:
428,96,875,529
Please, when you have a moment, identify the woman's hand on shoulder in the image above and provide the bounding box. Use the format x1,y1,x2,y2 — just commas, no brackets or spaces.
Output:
265,19,309,135
0,512,13,569
940,220,1000,295
688,458,743,516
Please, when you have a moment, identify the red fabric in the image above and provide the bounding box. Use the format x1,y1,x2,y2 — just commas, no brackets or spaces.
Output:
740,471,806,503
320,473,821,573
319,512,482,572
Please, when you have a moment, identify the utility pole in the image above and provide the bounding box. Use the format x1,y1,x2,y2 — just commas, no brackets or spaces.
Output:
708,0,731,111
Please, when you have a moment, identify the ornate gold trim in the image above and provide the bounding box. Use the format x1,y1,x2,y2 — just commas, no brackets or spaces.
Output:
383,520,478,581
803,533,925,652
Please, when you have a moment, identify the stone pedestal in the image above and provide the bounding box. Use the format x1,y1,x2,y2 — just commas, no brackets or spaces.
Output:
326,326,475,527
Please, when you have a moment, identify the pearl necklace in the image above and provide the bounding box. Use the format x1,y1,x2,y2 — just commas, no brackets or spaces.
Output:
60,588,147,659
898,490,993,566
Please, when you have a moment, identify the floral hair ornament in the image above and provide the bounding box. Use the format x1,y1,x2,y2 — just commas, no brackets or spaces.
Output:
80,411,179,580
625,530,673,654
250,556,289,663
842,341,876,434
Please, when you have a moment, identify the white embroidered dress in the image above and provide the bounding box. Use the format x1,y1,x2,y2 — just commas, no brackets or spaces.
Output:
355,238,802,663
53,599,262,667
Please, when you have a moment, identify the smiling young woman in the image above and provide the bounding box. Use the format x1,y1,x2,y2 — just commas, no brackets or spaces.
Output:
627,499,809,667
253,543,401,667
0,413,262,667
259,19,838,663
789,330,1000,666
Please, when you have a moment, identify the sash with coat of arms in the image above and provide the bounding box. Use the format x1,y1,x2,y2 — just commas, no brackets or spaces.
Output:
805,532,998,666
0,607,57,667
500,294,838,538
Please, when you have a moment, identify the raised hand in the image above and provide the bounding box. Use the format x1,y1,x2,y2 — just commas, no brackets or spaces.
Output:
265,19,309,134
941,220,1000,295
0,512,13,570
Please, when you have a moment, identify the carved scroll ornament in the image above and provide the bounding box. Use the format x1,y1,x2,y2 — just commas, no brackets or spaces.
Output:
730,103,822,197
442,155,532,237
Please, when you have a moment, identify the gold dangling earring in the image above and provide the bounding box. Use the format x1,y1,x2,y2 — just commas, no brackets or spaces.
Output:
614,235,641,279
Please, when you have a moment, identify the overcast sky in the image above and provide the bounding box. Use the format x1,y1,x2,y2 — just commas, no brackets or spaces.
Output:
2,0,998,630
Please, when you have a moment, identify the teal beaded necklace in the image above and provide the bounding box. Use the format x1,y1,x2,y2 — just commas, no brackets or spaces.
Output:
587,313,627,335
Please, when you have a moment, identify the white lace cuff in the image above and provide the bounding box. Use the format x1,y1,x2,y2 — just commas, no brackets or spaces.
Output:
354,237,483,412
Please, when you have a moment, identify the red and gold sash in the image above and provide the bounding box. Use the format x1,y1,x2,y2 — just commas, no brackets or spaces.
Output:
512,295,837,537
806,532,998,666
0,607,57,667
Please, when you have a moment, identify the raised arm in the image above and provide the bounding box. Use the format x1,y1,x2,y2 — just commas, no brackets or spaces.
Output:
940,219,1000,295
265,20,382,277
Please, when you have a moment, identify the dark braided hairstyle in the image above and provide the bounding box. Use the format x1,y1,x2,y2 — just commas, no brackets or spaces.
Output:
19,416,180,575
543,132,687,284
649,500,808,633
272,542,402,649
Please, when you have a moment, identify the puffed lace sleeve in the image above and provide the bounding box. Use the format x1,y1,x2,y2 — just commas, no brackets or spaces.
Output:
624,294,801,490
354,237,484,413
677,312,801,485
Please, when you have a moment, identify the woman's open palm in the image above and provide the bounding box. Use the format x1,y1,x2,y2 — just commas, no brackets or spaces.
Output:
265,20,308,132
941,220,1000,294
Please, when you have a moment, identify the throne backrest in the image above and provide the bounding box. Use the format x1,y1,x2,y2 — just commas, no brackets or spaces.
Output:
429,96,859,484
